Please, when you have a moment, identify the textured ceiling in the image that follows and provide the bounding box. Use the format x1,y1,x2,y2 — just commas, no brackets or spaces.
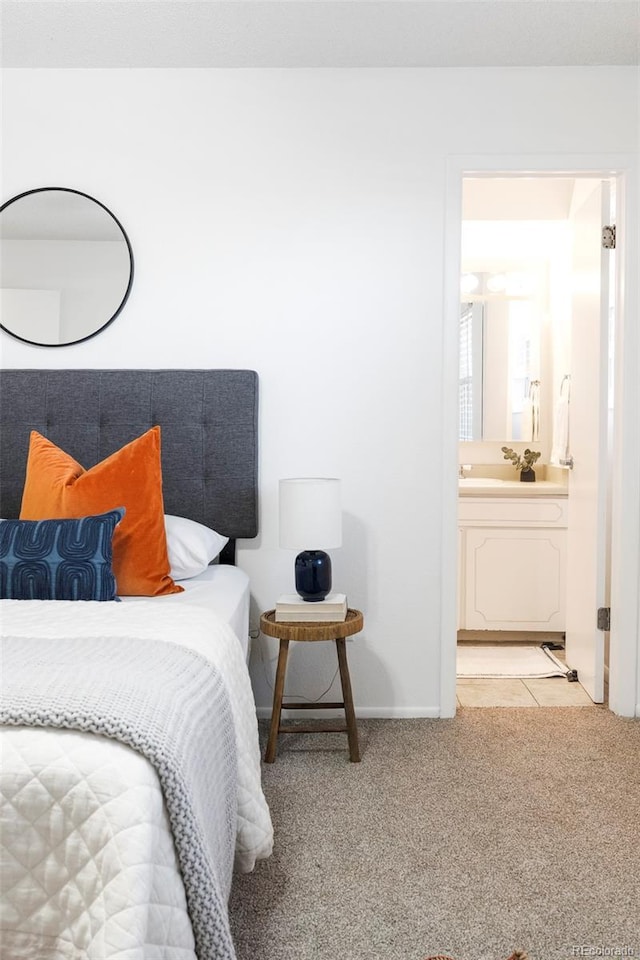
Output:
2,0,639,69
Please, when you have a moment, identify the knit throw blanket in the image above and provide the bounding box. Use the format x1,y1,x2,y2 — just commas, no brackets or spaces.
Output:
0,634,239,960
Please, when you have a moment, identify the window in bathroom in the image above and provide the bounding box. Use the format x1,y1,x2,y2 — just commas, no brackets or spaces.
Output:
459,301,483,441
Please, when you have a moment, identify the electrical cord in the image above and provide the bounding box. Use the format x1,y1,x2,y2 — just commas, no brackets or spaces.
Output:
256,631,340,703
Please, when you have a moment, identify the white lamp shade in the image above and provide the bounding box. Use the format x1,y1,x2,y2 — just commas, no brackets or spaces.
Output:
279,478,342,551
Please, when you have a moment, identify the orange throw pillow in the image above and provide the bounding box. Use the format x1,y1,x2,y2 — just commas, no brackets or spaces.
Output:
20,427,182,597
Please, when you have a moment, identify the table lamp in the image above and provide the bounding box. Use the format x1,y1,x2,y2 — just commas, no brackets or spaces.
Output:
279,478,342,601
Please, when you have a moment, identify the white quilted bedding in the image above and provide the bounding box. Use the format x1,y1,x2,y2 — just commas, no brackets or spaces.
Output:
0,598,273,960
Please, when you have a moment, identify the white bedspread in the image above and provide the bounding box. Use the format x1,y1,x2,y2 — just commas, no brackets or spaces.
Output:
0,598,273,960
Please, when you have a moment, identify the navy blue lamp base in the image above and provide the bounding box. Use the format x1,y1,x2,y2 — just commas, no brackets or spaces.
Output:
295,550,332,601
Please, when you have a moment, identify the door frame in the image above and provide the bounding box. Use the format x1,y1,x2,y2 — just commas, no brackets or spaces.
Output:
440,153,640,718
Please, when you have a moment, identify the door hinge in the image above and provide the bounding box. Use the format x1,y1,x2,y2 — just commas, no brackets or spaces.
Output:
602,225,616,250
597,606,611,631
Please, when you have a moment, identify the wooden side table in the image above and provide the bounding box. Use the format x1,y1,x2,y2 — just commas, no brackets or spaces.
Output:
260,608,363,763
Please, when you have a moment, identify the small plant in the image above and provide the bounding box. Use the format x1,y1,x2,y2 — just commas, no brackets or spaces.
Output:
501,446,541,473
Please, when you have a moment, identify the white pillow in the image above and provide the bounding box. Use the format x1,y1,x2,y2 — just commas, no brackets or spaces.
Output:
164,515,229,580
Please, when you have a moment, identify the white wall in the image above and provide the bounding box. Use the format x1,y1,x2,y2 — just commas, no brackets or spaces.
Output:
1,67,638,715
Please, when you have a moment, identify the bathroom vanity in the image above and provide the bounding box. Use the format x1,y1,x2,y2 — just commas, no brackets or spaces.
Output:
458,479,568,632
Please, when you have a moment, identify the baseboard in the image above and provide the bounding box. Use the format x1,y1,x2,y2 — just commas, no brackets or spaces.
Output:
355,706,441,718
256,706,441,720
458,630,565,643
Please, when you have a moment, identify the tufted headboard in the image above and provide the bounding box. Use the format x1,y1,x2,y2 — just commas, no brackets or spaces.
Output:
0,369,259,564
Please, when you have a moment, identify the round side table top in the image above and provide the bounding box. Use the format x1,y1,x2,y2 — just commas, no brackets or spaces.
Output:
260,608,363,642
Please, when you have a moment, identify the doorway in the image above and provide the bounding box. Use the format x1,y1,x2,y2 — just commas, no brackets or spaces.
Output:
456,175,609,708
440,155,640,719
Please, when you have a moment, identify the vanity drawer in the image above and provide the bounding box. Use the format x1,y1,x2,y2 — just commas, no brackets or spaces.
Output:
458,497,567,527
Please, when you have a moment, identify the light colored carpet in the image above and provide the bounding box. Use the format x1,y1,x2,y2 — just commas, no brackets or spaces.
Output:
229,710,640,960
457,644,566,679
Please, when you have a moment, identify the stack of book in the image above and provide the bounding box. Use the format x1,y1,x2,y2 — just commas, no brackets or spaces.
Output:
275,593,348,622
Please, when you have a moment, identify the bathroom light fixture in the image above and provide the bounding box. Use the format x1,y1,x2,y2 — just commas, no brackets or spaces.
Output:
279,478,342,601
460,273,480,295
505,271,536,296
486,273,507,293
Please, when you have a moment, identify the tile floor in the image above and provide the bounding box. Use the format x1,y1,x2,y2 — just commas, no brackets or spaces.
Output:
456,643,596,707
456,676,595,707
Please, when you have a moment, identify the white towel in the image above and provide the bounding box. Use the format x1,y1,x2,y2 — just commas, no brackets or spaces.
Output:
550,376,570,465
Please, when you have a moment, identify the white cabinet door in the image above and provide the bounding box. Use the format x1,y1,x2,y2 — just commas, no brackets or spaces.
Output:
464,527,566,631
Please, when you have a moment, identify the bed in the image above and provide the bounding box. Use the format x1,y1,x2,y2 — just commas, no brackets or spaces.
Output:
0,369,273,960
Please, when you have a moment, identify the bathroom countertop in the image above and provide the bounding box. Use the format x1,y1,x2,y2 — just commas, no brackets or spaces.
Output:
458,479,568,497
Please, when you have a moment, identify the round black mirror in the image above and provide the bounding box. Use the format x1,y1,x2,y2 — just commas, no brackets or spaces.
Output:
0,187,134,347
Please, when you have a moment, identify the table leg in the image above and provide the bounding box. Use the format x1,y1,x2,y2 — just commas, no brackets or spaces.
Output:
265,637,289,763
335,638,360,762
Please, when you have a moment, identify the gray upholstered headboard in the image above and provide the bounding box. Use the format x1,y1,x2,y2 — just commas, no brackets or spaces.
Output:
0,369,258,564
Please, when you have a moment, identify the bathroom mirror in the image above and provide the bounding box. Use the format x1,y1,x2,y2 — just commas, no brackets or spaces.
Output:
0,187,134,347
459,272,545,442
458,183,580,445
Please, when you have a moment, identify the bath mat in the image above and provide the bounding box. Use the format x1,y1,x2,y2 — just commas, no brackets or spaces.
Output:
457,643,566,679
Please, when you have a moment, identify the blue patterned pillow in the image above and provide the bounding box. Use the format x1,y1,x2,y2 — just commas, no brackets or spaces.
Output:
0,509,125,601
